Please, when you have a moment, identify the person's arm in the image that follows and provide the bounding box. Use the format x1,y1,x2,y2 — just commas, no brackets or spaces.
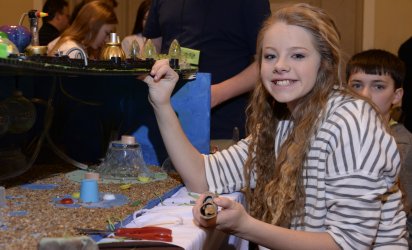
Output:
193,194,339,250
209,0,269,108
144,60,208,193
238,217,339,250
211,60,259,108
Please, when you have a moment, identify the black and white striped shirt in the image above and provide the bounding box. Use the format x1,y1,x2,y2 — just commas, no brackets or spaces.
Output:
204,92,408,249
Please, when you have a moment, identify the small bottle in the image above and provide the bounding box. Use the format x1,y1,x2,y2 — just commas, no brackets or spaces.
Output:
25,10,49,56
168,39,181,68
28,10,40,46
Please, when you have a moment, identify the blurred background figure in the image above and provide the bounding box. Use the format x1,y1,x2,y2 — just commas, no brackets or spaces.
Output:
143,0,271,140
39,0,70,46
398,36,412,133
121,0,151,58
47,1,118,59
70,0,118,24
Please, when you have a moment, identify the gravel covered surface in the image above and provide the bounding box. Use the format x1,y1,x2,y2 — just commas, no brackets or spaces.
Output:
0,163,182,250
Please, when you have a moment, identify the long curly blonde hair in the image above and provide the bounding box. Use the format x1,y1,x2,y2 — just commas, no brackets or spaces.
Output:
244,3,342,227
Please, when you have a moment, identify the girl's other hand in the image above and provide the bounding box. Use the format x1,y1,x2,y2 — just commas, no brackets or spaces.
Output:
192,193,250,235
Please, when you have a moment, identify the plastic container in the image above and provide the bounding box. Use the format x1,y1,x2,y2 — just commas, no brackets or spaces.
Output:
80,179,99,203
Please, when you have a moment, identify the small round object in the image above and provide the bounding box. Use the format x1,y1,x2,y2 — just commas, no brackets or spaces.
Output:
103,193,116,201
72,192,80,199
60,198,74,204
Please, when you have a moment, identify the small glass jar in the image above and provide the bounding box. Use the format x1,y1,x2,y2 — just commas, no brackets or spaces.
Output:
97,135,148,181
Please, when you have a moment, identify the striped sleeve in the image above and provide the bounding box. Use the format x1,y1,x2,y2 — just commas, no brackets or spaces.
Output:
203,138,250,194
322,100,407,249
203,120,292,194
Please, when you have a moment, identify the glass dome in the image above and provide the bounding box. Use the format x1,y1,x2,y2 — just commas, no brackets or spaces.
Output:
97,135,152,181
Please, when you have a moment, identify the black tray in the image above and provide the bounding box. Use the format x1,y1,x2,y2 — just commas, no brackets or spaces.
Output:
0,56,197,78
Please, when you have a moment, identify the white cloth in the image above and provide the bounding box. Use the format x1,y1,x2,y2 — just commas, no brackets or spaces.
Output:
98,187,248,250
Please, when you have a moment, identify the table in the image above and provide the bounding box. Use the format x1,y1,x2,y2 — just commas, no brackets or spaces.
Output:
0,165,183,250
98,187,249,250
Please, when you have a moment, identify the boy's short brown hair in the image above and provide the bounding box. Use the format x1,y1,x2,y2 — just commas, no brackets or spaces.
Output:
346,49,405,89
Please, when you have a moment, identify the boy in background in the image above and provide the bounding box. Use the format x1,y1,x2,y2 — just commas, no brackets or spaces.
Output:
39,0,70,46
346,49,412,244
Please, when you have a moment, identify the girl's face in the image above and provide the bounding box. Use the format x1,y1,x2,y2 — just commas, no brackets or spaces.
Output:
348,72,403,121
260,22,321,110
91,24,117,49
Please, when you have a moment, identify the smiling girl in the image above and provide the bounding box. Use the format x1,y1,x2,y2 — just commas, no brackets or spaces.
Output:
144,3,407,249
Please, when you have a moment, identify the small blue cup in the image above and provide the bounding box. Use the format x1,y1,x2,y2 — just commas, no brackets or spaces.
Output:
80,179,99,203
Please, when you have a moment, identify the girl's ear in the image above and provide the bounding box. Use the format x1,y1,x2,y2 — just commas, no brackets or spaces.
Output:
392,88,404,106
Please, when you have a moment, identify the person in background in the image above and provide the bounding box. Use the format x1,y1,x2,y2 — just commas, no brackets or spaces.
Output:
39,0,70,46
121,0,151,58
70,0,118,24
47,1,117,59
398,37,412,133
144,3,408,249
346,49,412,246
143,0,270,140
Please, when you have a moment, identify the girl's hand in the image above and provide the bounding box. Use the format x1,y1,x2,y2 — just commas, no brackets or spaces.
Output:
143,59,179,108
192,193,250,235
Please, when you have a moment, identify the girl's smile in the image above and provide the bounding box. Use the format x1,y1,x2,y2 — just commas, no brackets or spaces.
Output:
273,79,296,86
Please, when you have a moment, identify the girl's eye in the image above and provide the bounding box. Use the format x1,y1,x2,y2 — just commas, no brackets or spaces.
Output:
292,53,305,59
263,54,276,60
